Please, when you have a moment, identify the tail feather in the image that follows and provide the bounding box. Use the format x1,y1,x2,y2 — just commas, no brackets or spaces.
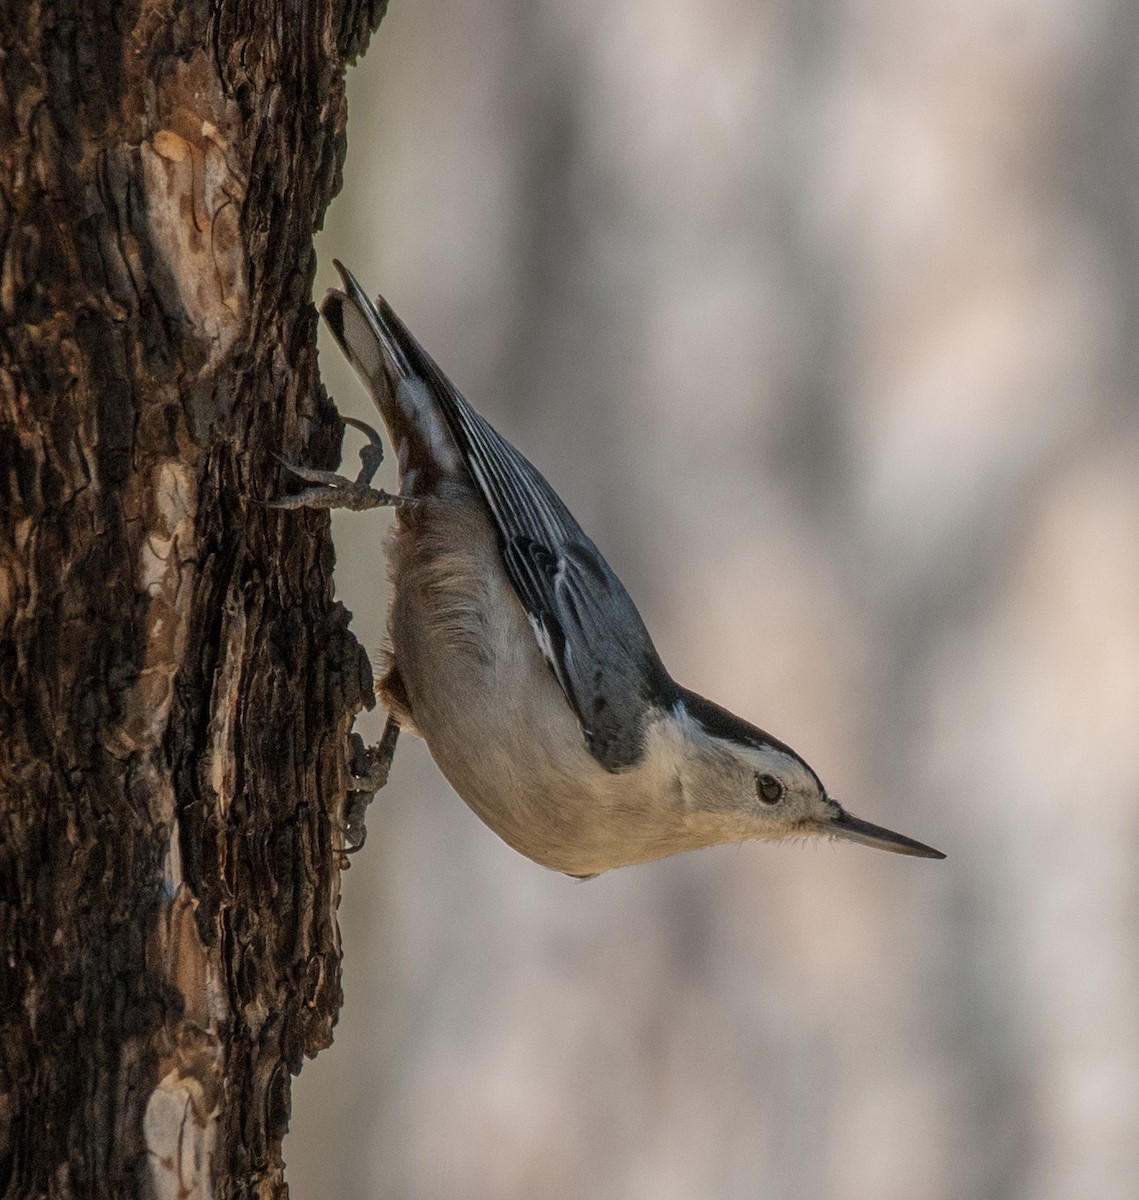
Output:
320,261,460,493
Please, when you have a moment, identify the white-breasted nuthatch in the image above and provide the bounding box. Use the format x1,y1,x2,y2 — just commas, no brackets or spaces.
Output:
278,262,944,877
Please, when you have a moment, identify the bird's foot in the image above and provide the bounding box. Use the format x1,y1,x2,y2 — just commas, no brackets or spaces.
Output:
339,717,401,857
268,416,419,512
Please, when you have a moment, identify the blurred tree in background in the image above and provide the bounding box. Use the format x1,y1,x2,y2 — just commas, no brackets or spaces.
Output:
293,3,1139,1199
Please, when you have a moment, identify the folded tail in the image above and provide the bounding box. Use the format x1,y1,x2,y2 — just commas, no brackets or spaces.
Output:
320,261,462,494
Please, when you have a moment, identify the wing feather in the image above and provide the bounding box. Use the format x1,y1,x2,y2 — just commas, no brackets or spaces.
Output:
340,272,672,770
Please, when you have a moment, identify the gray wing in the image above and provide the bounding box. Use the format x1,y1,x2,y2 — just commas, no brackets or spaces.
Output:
339,269,670,770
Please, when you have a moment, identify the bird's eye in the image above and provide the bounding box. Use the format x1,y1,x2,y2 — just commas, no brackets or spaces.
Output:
755,774,784,805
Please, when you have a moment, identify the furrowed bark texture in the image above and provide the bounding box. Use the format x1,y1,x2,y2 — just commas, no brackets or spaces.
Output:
0,1,386,1196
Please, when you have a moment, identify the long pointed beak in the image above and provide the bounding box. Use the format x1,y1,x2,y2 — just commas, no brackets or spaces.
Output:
825,805,945,859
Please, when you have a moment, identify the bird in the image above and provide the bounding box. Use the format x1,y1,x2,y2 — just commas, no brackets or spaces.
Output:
275,261,944,877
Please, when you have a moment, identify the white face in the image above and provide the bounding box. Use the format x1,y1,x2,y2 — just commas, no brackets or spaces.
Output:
665,704,943,857
726,743,837,840
669,725,838,845
662,705,835,843
702,740,943,858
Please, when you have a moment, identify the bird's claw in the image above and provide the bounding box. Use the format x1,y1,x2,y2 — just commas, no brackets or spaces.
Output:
341,415,385,487
339,719,401,857
267,416,419,512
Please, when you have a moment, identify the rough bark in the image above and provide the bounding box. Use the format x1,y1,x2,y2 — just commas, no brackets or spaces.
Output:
0,1,385,1196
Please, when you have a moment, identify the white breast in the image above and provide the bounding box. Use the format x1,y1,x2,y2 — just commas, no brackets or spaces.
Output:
383,487,703,874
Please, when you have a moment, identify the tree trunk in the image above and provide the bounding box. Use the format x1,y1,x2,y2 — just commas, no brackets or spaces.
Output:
0,2,385,1195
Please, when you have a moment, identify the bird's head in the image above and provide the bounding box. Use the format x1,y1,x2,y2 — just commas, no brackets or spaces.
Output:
673,690,944,859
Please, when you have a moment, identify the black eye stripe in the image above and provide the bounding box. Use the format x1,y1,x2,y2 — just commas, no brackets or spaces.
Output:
756,774,783,804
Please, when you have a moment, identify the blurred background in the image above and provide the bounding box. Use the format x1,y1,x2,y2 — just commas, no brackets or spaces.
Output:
288,1,1139,1197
